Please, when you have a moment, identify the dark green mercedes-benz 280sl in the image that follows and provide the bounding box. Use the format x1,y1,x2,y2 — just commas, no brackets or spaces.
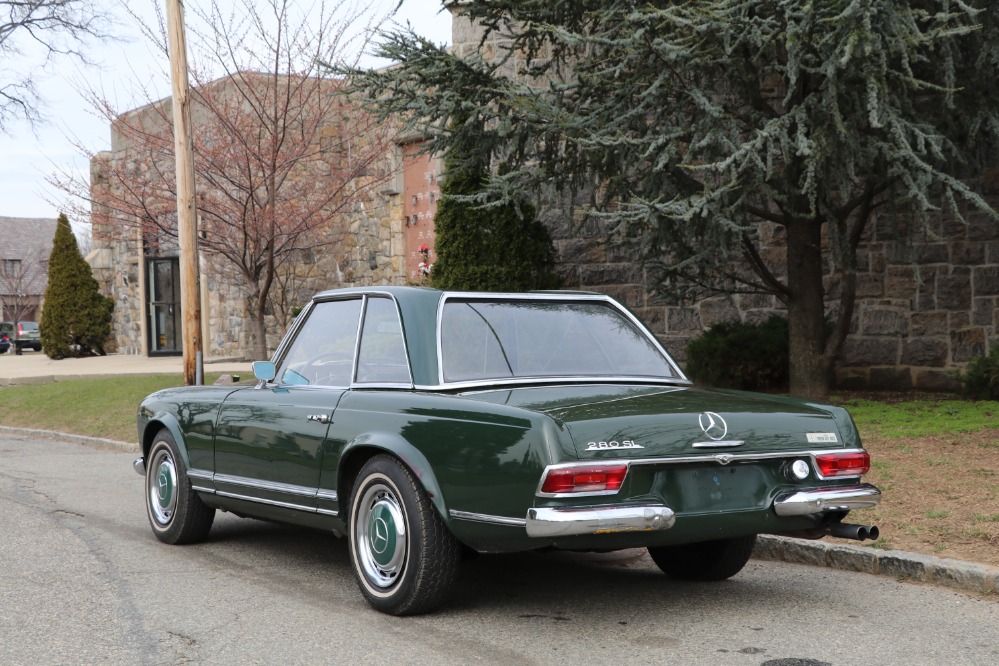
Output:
134,287,880,614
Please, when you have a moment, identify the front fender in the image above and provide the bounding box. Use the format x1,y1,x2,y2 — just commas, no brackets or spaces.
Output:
139,412,192,469
338,432,449,525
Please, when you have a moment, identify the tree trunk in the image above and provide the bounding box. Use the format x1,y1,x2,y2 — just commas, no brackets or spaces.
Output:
247,289,269,361
786,219,832,401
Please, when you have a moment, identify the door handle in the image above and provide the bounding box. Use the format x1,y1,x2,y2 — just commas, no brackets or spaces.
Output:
307,414,331,424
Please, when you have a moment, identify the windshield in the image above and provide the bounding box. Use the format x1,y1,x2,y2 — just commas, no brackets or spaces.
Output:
440,299,679,383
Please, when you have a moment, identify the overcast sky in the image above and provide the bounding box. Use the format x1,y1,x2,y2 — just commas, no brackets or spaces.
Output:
0,0,452,221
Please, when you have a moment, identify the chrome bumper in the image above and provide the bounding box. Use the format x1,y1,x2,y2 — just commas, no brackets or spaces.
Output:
525,505,676,538
133,457,145,476
773,484,881,517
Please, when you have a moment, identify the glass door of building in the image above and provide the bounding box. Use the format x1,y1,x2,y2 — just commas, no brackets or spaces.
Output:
147,258,182,355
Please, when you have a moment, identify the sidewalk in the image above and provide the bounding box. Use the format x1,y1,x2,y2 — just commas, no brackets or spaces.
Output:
0,349,251,385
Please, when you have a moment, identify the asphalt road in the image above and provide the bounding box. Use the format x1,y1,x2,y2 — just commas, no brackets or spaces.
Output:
2,434,997,666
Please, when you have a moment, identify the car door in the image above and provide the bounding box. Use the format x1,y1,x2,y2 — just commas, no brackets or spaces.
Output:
213,297,363,512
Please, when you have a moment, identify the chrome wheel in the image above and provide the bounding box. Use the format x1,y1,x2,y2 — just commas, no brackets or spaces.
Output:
348,455,461,615
353,477,408,590
143,429,214,544
148,447,178,526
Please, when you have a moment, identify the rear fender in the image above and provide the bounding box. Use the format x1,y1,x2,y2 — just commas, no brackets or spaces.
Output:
338,433,448,525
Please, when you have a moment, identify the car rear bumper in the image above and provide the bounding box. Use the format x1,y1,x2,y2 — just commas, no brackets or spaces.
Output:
525,504,676,538
772,484,881,517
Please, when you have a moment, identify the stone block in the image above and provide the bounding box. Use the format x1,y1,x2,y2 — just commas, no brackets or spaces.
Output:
936,274,972,310
840,337,899,366
856,273,885,298
876,550,934,580
698,297,740,327
951,328,987,362
826,545,878,573
952,242,986,265
556,238,606,264
973,297,996,326
973,266,999,296
579,262,642,286
913,369,961,392
884,266,917,299
901,338,948,367
666,307,701,332
968,212,999,241
861,308,908,336
869,367,913,390
833,367,870,390
632,306,666,334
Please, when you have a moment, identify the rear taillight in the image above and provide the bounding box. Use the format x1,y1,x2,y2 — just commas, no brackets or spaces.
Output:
814,451,870,478
539,464,629,496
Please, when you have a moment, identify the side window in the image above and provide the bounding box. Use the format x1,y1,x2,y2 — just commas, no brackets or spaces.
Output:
356,297,411,384
275,299,362,387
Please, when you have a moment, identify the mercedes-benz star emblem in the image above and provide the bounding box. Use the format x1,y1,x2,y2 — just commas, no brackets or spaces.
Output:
698,412,728,441
372,517,390,554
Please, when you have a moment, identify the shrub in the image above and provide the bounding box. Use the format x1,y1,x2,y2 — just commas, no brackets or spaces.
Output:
958,344,999,400
430,149,560,292
684,315,789,391
40,213,114,359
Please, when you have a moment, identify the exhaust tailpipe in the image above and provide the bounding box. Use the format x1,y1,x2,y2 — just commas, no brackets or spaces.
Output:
825,522,880,541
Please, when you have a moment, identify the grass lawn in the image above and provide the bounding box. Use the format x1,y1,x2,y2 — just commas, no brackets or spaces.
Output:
0,377,996,566
0,374,223,443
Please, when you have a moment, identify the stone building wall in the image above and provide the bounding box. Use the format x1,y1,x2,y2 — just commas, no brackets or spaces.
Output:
89,78,409,360
450,5,999,391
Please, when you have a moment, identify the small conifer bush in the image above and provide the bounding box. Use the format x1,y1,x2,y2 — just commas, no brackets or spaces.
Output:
40,213,114,359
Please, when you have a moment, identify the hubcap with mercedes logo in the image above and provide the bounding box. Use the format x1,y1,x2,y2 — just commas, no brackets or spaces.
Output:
354,479,407,589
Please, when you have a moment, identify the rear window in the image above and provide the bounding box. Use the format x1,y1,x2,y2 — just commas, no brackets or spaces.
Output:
19,322,38,332
440,299,678,383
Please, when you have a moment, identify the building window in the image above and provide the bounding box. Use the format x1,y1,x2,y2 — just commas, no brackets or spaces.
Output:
2,259,21,277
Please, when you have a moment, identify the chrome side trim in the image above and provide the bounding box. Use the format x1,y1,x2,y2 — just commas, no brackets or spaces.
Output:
317,507,340,517
214,473,318,498
216,490,317,513
317,489,338,502
449,510,527,527
526,505,676,538
773,484,881,517
188,469,214,481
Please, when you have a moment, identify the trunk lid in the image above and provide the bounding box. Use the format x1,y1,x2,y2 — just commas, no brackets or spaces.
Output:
462,384,852,459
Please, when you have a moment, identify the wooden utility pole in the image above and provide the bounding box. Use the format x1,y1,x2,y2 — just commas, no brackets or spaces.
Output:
165,0,203,385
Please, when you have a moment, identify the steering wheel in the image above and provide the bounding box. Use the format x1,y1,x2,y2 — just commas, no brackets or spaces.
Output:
302,352,353,386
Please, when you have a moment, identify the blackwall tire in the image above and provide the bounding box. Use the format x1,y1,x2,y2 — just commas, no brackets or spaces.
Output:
348,455,461,615
145,428,215,545
648,535,757,581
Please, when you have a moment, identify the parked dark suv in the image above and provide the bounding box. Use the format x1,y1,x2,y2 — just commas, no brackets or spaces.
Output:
0,321,42,352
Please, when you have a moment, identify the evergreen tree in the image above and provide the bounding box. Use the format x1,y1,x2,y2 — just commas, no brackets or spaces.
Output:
40,213,114,359
432,142,560,291
345,1,999,400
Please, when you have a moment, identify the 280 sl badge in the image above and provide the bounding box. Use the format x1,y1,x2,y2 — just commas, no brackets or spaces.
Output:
585,440,644,451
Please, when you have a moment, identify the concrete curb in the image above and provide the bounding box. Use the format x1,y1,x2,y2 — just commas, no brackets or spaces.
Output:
4,424,996,598
754,534,999,598
0,426,139,453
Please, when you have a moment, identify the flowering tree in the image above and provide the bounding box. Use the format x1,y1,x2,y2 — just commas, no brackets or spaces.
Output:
55,0,394,359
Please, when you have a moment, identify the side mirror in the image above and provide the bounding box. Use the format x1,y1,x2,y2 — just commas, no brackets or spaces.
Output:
252,361,276,382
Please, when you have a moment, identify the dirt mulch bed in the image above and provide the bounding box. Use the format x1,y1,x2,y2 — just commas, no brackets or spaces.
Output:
848,429,999,568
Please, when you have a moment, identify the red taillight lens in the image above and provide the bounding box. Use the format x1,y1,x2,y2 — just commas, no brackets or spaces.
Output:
814,451,870,478
539,464,629,495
